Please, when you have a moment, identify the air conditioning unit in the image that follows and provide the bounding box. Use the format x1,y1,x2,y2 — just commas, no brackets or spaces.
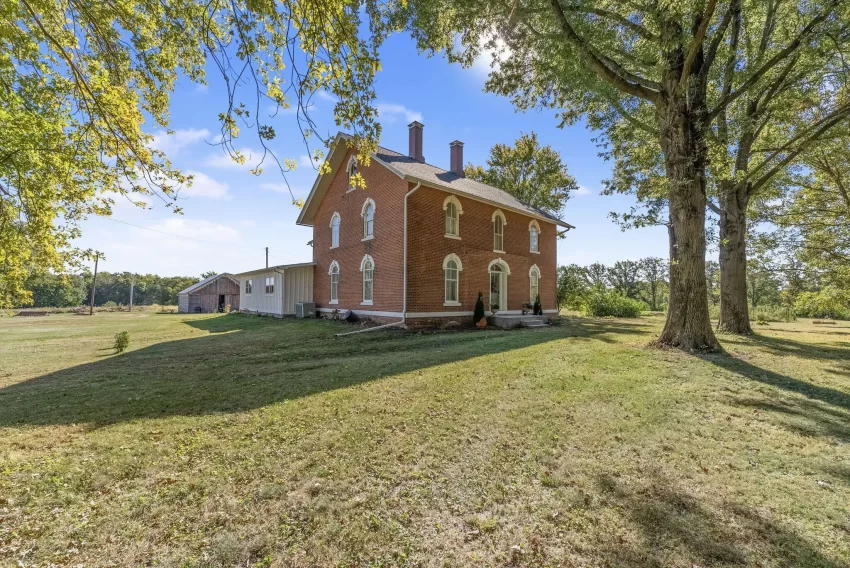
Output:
295,302,316,318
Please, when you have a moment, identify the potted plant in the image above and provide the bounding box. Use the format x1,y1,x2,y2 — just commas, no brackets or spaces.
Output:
490,303,500,314
474,292,487,328
522,302,533,315
533,295,542,316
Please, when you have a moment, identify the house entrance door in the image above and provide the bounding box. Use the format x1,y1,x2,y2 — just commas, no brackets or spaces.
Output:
489,265,503,311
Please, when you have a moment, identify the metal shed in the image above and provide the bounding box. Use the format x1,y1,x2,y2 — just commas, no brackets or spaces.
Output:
177,273,241,313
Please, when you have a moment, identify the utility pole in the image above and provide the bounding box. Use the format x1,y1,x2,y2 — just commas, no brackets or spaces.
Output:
129,274,135,312
89,254,100,316
265,247,269,268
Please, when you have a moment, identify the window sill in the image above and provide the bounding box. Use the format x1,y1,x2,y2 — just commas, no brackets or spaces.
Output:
329,300,338,305
443,301,462,307
361,301,374,306
493,249,506,254
444,234,461,240
330,245,338,250
361,236,374,242
530,250,540,254
347,187,357,193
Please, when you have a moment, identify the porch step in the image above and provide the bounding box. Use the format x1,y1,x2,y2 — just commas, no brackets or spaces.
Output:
488,314,549,329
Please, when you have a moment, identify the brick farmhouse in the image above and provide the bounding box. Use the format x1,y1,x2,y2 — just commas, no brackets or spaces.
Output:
236,122,574,327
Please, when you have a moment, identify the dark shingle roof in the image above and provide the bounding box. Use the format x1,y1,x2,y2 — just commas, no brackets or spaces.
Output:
373,145,573,228
177,273,237,295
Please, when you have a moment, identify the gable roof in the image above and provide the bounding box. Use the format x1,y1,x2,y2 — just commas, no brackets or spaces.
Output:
296,133,575,229
177,273,238,295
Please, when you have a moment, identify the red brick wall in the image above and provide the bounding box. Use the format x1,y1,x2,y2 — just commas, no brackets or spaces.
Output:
312,150,407,313
311,158,559,318
406,184,558,314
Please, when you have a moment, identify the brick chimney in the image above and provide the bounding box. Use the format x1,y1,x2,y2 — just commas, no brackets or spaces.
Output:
450,140,464,177
408,121,424,162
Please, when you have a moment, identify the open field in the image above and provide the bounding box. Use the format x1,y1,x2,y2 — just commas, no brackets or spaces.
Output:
1,312,849,567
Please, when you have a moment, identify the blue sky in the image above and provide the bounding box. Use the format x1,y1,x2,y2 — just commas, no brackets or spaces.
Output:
75,33,669,277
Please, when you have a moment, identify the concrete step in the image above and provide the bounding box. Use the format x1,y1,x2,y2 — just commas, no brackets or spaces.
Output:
524,322,550,328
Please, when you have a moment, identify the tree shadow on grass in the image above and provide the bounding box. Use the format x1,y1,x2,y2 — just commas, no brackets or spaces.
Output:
0,315,646,428
732,397,850,444
698,349,850,412
595,472,843,567
723,332,850,363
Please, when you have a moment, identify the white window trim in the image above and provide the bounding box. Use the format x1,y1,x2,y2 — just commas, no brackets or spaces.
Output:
361,197,376,239
443,253,463,306
360,254,374,305
529,264,541,303
488,258,510,312
330,212,341,249
347,156,358,192
329,261,340,304
529,220,541,253
245,279,253,295
492,209,506,252
264,276,275,296
443,195,463,239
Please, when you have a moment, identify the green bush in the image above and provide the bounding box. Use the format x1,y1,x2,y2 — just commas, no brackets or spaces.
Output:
751,305,796,323
113,331,130,353
581,291,646,318
794,287,850,320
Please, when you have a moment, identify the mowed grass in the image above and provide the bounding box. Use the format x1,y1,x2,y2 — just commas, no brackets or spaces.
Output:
1,312,849,567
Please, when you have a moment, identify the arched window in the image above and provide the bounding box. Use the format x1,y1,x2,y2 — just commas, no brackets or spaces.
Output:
443,253,463,305
529,265,541,303
347,156,358,191
330,213,340,249
443,195,463,238
529,220,540,253
329,261,340,304
362,198,375,239
492,210,507,252
360,255,374,304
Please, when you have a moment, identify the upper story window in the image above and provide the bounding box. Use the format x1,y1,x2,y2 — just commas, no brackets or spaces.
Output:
492,210,507,252
443,253,463,306
529,265,541,302
245,279,253,295
360,254,374,304
329,261,340,304
362,198,375,239
347,156,358,191
330,212,340,249
443,195,463,238
264,276,274,295
529,220,540,253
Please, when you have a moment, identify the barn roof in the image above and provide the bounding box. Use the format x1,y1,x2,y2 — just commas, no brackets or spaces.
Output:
177,273,238,295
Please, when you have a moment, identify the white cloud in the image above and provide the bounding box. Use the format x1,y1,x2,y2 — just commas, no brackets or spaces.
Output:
150,128,210,157
317,90,336,102
299,154,318,169
574,185,595,196
376,103,423,124
142,218,241,243
181,171,231,200
202,147,270,171
259,182,291,194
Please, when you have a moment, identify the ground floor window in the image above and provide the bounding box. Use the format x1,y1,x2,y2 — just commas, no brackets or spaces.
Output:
245,279,252,294
264,276,274,295
530,266,540,302
361,255,374,304
330,262,340,303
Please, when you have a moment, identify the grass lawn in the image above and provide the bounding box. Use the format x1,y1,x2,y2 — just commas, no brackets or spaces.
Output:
1,312,849,567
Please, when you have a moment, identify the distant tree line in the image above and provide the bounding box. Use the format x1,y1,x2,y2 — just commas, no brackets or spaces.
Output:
21,272,200,308
557,258,669,313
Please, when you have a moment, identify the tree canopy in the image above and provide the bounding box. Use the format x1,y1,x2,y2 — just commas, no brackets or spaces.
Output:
2,0,390,307
464,132,577,218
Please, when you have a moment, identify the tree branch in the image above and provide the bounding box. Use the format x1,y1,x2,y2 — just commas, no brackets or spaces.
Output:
547,0,660,102
707,0,838,121
679,0,717,90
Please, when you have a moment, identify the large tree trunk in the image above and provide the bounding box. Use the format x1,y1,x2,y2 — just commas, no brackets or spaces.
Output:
655,98,719,351
717,182,753,334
